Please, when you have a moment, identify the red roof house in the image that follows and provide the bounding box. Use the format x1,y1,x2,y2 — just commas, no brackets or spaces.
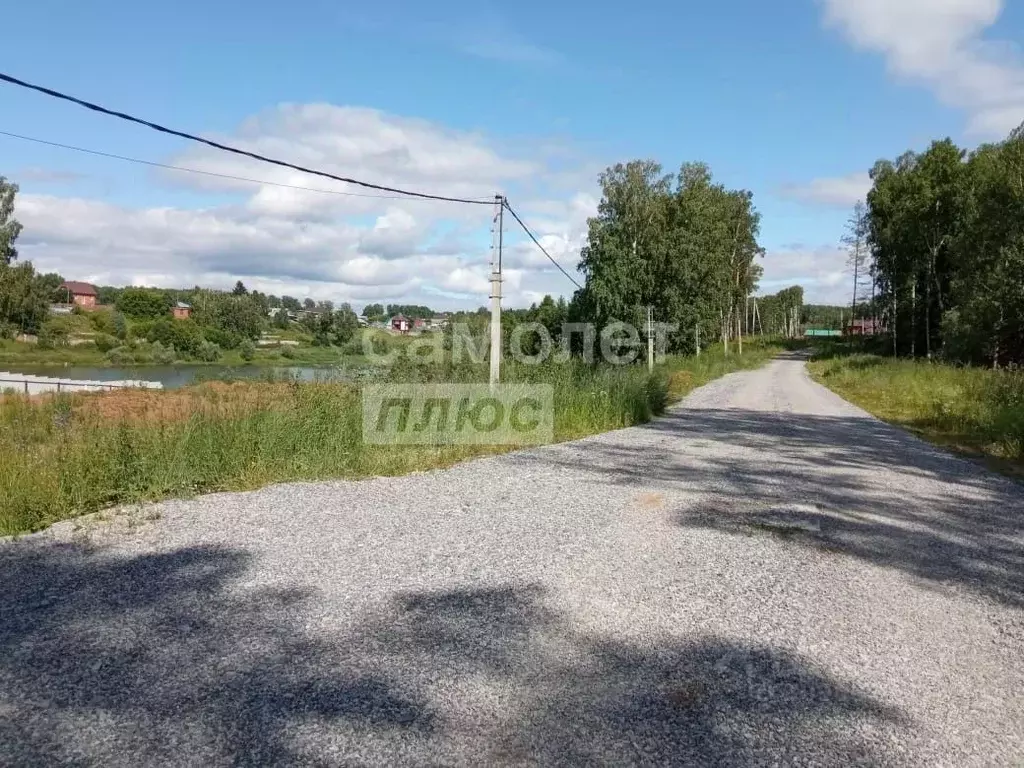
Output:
59,281,99,309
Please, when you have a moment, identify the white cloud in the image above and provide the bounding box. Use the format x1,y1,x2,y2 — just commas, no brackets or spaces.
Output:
14,103,591,310
175,104,534,213
778,172,871,207
502,193,597,276
759,245,854,305
821,0,1024,135
12,167,84,184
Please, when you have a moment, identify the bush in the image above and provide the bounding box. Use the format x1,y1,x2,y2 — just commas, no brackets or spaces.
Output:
112,312,128,340
203,326,242,350
195,340,223,362
147,319,203,358
106,346,134,365
94,333,118,353
239,339,256,361
37,324,69,350
281,345,296,360
116,287,172,319
150,341,176,365
0,322,16,340
132,348,154,365
129,319,155,340
337,336,365,356
89,310,117,336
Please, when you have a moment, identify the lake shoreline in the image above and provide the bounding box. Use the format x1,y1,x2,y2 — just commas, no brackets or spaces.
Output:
0,362,381,390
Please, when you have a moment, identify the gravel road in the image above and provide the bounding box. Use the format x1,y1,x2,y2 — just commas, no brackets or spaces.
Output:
2,356,1023,766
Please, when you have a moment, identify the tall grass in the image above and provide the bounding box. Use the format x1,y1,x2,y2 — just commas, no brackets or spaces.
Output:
1,342,779,534
809,353,1024,468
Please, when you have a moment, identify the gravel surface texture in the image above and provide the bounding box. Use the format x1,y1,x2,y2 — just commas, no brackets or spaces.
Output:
2,355,1022,766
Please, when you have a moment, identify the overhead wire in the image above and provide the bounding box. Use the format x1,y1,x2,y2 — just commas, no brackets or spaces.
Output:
0,130,460,202
0,72,495,205
0,71,585,290
502,198,584,290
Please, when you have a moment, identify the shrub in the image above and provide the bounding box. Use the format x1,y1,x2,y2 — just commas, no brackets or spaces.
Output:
94,333,118,353
112,312,128,340
132,348,154,365
0,322,16,340
239,339,256,361
129,319,155,340
195,340,223,362
150,341,176,365
89,310,117,335
337,336,364,356
116,287,173,319
37,323,69,350
106,346,134,365
148,319,203,358
203,326,242,350
281,345,297,360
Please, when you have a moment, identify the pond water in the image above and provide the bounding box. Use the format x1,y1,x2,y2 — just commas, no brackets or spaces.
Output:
0,364,378,390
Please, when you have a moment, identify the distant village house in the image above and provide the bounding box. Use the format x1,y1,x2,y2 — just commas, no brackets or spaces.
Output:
391,314,411,333
172,301,192,320
59,281,99,309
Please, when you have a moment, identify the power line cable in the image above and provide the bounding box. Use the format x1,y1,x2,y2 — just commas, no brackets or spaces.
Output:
502,198,584,290
0,129,463,202
0,72,494,206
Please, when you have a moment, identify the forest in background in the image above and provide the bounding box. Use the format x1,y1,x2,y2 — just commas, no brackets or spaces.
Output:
865,125,1024,366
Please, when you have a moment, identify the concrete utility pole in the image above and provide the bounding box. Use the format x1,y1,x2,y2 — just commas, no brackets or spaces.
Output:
695,323,700,357
647,306,654,371
489,195,504,388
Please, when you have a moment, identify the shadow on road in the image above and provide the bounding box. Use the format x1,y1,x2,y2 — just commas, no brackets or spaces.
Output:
0,545,908,765
506,407,1024,608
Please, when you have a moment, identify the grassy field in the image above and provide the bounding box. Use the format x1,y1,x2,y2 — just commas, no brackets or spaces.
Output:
0,342,779,534
809,346,1024,474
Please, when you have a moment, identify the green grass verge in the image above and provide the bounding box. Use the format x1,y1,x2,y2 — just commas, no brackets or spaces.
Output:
808,348,1024,476
0,340,109,367
1,341,779,535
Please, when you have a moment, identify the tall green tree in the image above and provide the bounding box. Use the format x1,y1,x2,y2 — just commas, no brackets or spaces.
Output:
866,126,1024,365
577,160,763,353
579,160,672,329
116,287,173,319
0,260,51,334
0,177,23,265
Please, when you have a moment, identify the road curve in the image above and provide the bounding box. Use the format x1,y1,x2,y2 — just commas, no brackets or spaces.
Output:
2,356,1022,766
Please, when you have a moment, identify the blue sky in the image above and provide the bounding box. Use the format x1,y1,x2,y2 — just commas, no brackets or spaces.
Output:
2,0,1023,308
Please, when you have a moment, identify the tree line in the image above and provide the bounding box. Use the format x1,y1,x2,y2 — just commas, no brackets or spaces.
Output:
5,160,797,364
573,160,765,354
865,125,1024,366
0,175,366,357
